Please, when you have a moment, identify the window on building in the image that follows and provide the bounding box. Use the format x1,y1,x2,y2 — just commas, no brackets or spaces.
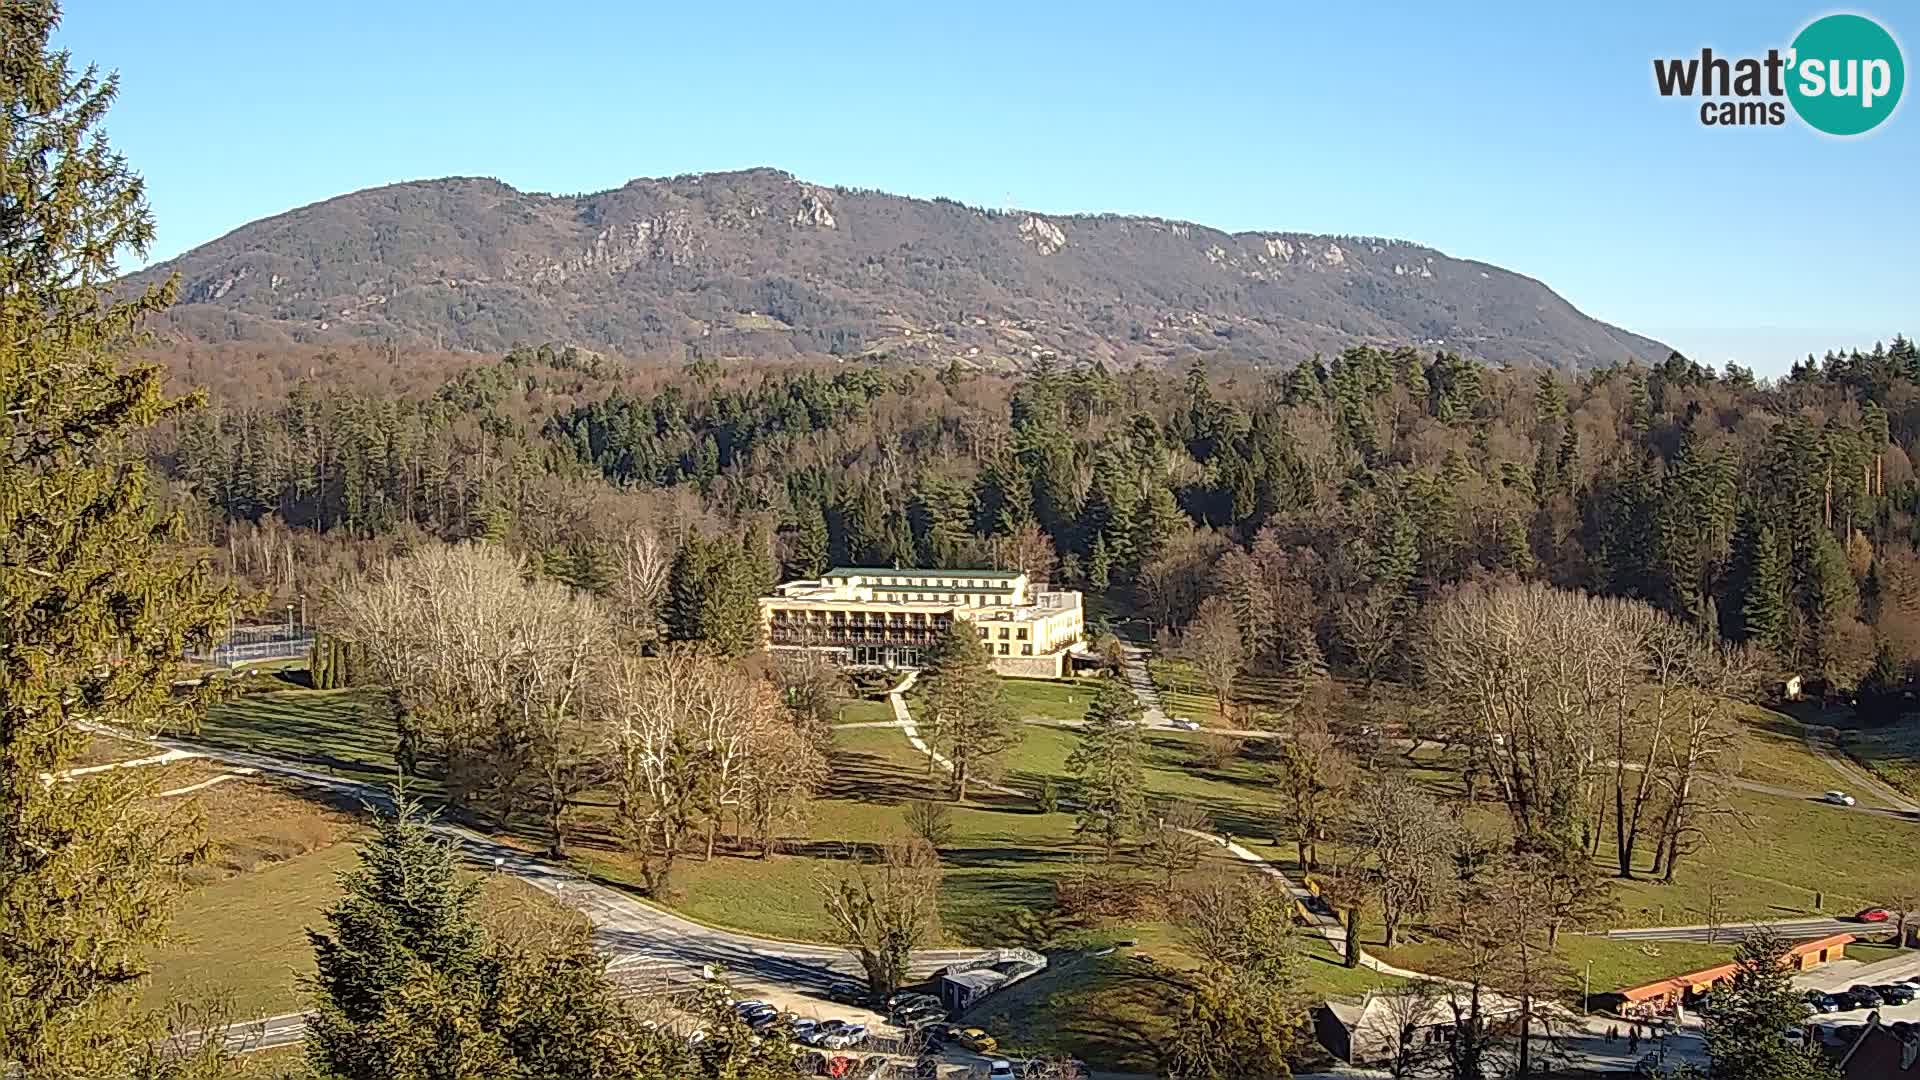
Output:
998,643,1009,655
1016,628,1028,639
997,628,1009,639
977,627,989,638
1021,644,1032,656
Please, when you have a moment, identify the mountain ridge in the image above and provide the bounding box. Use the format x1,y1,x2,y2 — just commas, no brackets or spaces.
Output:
127,167,1671,370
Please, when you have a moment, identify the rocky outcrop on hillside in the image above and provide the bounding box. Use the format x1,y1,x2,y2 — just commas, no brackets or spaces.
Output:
128,167,1669,370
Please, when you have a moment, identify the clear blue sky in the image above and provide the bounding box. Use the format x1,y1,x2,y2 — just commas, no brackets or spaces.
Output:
60,1,1917,374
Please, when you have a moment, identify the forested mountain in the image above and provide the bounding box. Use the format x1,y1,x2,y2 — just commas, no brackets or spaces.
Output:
159,336,1920,696
126,168,1668,371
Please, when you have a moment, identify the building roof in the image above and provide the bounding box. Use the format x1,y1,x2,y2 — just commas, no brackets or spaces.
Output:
1617,933,1855,1003
825,567,1023,581
941,969,1010,991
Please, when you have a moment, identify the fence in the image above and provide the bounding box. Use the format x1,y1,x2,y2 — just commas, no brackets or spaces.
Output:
186,623,316,668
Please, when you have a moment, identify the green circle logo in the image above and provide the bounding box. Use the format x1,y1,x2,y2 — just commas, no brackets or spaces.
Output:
1788,13,1904,135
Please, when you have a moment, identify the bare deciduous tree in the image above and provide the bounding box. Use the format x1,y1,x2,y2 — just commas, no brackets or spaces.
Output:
816,839,943,996
1418,581,1630,849
1181,596,1248,723
903,799,954,851
335,542,610,852
1138,801,1212,889
1336,585,1406,692
609,526,672,646
596,648,820,887
1274,714,1352,872
1353,778,1457,949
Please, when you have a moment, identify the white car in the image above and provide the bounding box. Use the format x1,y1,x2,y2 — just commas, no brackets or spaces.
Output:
986,1063,1016,1080
818,1023,867,1049
1824,790,1857,806
1170,717,1200,731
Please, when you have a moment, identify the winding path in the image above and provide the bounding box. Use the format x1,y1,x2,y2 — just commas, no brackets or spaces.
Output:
89,720,987,1052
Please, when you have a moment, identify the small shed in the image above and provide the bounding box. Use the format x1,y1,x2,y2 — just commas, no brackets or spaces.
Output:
1316,990,1520,1065
939,968,1007,1012
937,947,1047,1013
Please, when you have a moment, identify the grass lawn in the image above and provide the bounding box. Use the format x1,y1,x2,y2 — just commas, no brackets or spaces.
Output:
998,723,1279,838
1601,786,1916,926
1374,930,1735,1001
1000,677,1100,725
963,932,1403,1074
577,724,1103,945
1731,705,1851,791
196,687,415,794
833,696,896,726
1841,722,1920,798
144,836,359,1016
962,951,1178,1073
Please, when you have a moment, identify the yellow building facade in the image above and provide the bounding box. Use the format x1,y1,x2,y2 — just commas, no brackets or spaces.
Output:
760,567,1085,677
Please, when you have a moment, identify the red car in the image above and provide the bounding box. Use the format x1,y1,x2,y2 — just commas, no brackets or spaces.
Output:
1856,907,1892,923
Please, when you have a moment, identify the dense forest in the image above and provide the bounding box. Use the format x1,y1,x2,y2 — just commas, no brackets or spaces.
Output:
152,336,1920,694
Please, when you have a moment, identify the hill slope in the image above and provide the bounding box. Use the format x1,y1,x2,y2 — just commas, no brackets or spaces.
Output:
129,167,1668,370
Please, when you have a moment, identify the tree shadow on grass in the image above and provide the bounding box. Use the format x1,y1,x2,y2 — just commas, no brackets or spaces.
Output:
825,751,943,804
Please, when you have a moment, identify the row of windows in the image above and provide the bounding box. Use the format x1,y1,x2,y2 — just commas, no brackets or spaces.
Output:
973,626,1030,640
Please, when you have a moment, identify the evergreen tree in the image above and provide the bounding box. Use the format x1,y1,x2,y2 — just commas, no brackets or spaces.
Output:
1,6,235,1072
1088,532,1112,593
1132,484,1187,570
667,534,765,656
1065,678,1147,857
1807,532,1859,676
788,498,830,578
306,794,675,1080
918,621,1020,801
305,793,491,1080
1697,931,1841,1080
1739,525,1789,649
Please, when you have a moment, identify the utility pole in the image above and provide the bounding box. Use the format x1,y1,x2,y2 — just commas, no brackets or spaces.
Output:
1584,960,1592,1014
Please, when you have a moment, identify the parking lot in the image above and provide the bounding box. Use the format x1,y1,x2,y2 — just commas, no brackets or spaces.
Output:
1792,945,1920,1028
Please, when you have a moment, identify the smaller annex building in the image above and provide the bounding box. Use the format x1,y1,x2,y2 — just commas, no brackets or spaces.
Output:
760,567,1085,677
1604,933,1855,1018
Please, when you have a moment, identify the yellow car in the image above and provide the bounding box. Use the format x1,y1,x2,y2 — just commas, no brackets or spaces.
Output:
957,1028,999,1054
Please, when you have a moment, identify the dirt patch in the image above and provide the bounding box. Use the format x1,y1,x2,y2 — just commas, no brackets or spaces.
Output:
165,775,352,885
72,733,176,768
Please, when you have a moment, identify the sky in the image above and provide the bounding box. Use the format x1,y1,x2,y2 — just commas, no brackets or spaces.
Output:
57,1,1919,375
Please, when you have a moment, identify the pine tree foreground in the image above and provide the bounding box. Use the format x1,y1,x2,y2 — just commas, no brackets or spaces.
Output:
2,3,235,1074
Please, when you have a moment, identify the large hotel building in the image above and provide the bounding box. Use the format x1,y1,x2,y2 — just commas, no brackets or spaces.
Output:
759,567,1086,678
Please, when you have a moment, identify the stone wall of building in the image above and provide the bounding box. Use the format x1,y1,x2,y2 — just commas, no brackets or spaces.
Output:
991,653,1063,679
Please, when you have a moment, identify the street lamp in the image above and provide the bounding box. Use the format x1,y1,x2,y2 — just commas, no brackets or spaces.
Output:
1584,960,1593,1014
286,603,295,642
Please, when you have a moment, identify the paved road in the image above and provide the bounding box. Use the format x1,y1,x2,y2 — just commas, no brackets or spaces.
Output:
91,723,986,1041
1603,915,1885,944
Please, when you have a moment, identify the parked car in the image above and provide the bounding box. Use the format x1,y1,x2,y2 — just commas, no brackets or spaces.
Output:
1831,991,1862,1011
1876,983,1916,1005
956,1028,1000,1054
804,1020,850,1047
733,1000,771,1016
788,1018,819,1041
826,982,865,1005
895,1003,947,1027
1856,907,1892,923
1825,790,1857,806
1170,716,1200,731
987,1062,1016,1079
1849,984,1885,1007
920,1023,962,1050
1804,990,1840,1013
888,994,942,1019
818,1024,867,1050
